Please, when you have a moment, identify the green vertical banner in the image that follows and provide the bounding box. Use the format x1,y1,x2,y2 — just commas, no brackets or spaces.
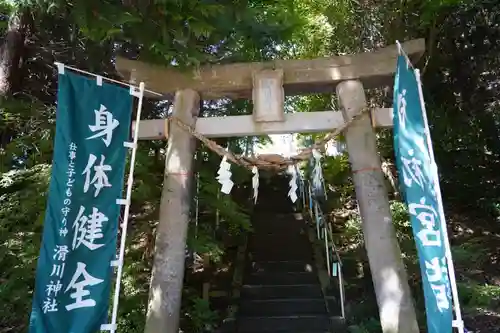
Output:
29,70,133,333
393,55,453,333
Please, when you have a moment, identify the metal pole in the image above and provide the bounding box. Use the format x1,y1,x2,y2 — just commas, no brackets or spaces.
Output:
195,172,199,239
314,201,320,239
308,185,313,220
302,179,306,210
216,191,220,230
108,82,145,333
338,262,346,319
324,227,331,276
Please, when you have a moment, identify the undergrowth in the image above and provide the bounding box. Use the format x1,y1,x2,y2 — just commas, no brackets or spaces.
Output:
338,200,500,333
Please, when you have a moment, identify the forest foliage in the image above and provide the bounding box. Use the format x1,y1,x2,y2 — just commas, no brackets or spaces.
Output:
1,0,500,332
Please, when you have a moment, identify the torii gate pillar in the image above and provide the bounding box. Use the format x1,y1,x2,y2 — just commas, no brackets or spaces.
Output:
337,80,419,333
144,89,200,333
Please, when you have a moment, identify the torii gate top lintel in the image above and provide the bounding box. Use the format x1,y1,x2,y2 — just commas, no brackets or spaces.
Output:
117,39,425,141
116,39,425,101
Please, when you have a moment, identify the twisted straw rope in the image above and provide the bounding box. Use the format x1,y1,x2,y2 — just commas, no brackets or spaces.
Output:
169,107,371,171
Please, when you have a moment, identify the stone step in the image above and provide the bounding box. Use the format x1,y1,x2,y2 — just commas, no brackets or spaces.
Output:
246,260,316,274
219,317,344,333
252,224,306,238
248,233,309,243
237,331,329,333
248,250,313,261
239,298,327,317
252,214,301,221
247,240,309,251
251,221,306,230
244,271,318,285
247,232,309,241
252,216,304,223
249,230,307,238
236,331,329,333
247,246,313,258
240,284,323,300
236,315,331,332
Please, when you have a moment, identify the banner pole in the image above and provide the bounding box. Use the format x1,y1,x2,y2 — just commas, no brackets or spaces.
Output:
414,69,464,333
107,82,146,333
54,62,161,98
195,172,199,239
396,40,413,69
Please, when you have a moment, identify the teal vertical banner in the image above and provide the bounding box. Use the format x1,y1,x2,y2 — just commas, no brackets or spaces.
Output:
393,55,453,333
29,71,133,333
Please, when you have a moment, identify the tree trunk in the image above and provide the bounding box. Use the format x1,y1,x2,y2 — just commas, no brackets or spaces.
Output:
0,8,30,149
0,9,30,96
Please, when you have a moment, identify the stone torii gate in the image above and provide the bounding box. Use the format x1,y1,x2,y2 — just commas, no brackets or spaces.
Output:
116,39,425,333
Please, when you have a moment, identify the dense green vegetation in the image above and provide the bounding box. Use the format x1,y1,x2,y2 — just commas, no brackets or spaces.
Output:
1,0,499,332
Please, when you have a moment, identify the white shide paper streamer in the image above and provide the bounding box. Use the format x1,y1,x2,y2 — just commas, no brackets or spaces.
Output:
216,155,234,194
252,166,259,204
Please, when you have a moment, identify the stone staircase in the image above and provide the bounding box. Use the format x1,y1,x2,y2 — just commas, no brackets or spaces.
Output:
221,174,342,333
235,213,333,332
